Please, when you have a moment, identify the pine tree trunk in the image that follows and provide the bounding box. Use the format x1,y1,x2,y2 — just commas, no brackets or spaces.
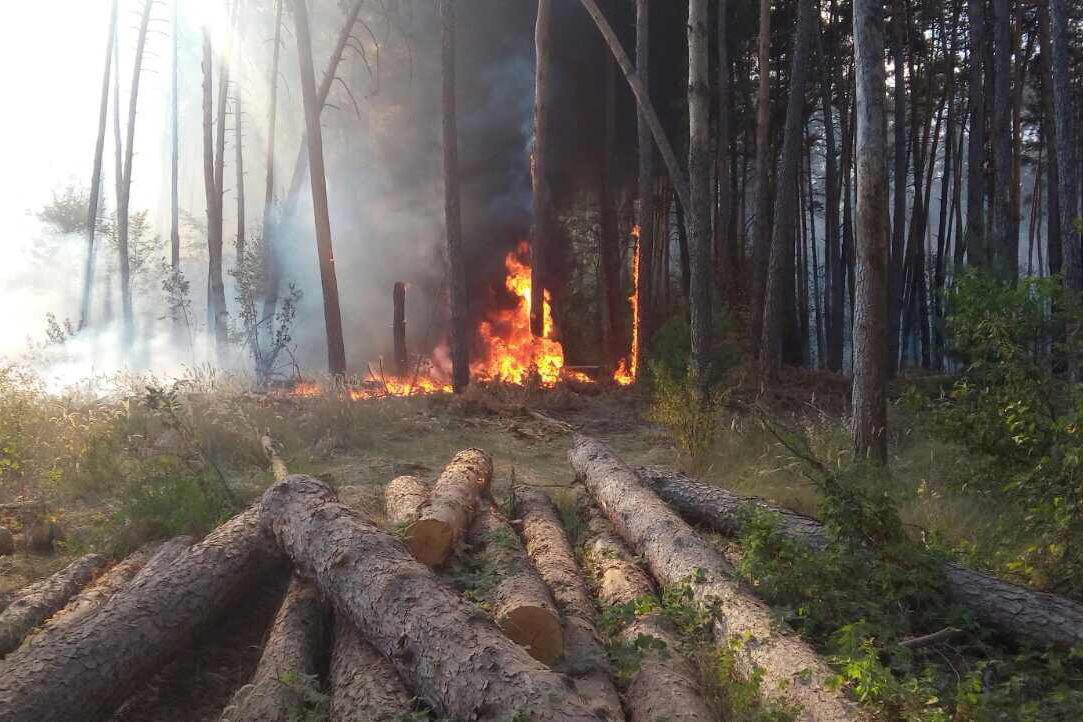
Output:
688,0,713,391
761,0,814,376
79,0,117,331
634,0,655,376
888,6,907,373
260,0,283,354
990,0,1016,279
328,612,413,721
716,0,736,306
965,0,987,268
1049,0,1080,290
599,44,622,370
531,0,553,339
170,0,180,272
1038,0,1062,275
852,0,891,463
293,0,347,377
405,449,492,567
203,30,227,360
750,0,773,353
818,20,844,371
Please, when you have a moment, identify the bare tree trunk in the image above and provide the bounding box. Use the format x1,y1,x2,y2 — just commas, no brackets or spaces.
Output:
1039,0,1062,275
293,0,347,377
116,0,153,345
79,0,117,331
888,5,907,373
761,0,814,376
716,0,735,306
1049,0,1080,290
531,0,553,339
965,0,987,268
635,0,655,374
392,282,408,377
852,0,891,463
170,0,180,272
329,613,412,721
235,87,246,267
750,0,773,352
260,0,283,356
599,41,622,369
817,20,844,372
688,0,713,390
203,31,227,362
990,0,1016,279
440,0,469,392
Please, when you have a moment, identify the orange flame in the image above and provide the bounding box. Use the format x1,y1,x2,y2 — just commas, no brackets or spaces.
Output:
614,225,641,386
471,241,569,385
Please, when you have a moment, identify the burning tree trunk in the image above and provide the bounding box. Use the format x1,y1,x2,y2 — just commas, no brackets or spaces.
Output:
641,467,1083,648
761,0,814,375
329,613,413,721
257,475,601,721
0,509,282,720
393,282,408,378
852,0,891,463
78,0,117,331
115,0,153,344
511,485,622,719
404,449,492,567
688,0,713,391
467,504,564,665
223,577,325,722
569,436,859,720
0,554,107,658
292,0,347,377
440,0,470,392
531,0,554,339
582,504,715,722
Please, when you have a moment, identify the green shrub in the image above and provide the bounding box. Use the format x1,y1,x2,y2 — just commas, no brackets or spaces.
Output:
647,362,730,469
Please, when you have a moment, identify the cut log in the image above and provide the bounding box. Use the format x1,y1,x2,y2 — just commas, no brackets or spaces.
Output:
329,611,413,721
468,502,565,665
570,435,860,722
261,435,290,483
582,502,715,722
0,553,107,658
222,576,325,722
125,535,195,587
0,507,283,720
383,475,429,526
257,474,600,721
407,448,492,566
512,485,623,720
640,466,1083,648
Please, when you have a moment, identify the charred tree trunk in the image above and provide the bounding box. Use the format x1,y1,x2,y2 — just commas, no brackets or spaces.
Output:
293,0,347,377
405,449,492,567
688,0,713,391
512,486,623,720
582,503,714,722
79,0,117,331
761,0,814,376
852,0,891,463
570,437,859,720
599,44,622,370
223,577,325,722
0,554,107,658
641,467,1083,648
1049,0,1080,290
0,509,282,720
531,0,553,339
440,0,470,392
393,282,408,378
329,613,413,721
750,0,773,353
257,475,600,721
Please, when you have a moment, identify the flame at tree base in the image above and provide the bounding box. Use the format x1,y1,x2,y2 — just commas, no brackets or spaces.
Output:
613,224,641,386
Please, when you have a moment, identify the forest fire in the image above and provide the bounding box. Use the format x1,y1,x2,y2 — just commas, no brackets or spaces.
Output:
613,225,641,386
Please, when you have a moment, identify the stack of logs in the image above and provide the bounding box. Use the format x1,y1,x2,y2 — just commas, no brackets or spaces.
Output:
1,434,1082,721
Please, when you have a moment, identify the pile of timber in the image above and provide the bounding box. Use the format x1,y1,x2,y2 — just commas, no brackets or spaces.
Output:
0,433,1074,722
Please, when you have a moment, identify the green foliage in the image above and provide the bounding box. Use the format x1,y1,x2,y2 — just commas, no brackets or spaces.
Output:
277,670,330,722
647,362,730,469
37,185,93,235
916,271,1083,594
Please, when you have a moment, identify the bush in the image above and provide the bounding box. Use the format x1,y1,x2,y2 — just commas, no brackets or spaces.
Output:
647,361,730,469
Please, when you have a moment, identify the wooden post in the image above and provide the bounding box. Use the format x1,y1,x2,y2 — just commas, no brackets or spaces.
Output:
393,282,408,378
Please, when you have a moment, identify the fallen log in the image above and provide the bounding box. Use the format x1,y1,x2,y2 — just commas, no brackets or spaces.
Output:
512,485,623,720
0,553,107,658
124,535,195,587
329,611,413,721
383,474,429,526
570,435,860,722
467,503,565,665
257,474,600,721
582,502,715,722
0,507,283,721
407,448,492,566
222,576,326,722
640,466,1083,648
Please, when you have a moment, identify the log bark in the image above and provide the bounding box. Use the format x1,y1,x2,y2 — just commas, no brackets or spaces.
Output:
125,535,194,588
582,503,715,722
407,448,492,566
0,508,282,720
468,504,564,665
510,486,621,719
570,436,860,722
256,474,600,721
640,467,1083,648
384,475,429,526
329,611,413,721
0,554,107,658
222,577,325,722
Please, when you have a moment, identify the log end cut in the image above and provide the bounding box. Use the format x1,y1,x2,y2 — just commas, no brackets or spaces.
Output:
498,604,564,666
405,518,455,567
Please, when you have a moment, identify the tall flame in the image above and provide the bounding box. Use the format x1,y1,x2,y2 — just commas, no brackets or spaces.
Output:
471,241,568,385
614,225,641,386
